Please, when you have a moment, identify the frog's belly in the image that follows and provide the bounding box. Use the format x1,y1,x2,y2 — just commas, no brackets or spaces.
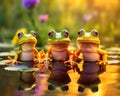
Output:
20,52,34,61
51,50,69,61
83,52,100,61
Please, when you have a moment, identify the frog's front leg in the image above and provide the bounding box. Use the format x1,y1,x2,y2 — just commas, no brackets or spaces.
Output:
64,51,78,72
97,49,108,65
34,50,52,73
44,50,52,62
43,50,52,70
97,49,108,73
6,51,22,65
6,56,22,65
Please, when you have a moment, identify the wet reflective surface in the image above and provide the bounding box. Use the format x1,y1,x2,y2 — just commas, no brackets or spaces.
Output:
0,50,120,96
0,64,120,96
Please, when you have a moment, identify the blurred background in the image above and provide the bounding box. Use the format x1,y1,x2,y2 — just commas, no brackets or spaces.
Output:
0,0,120,47
0,1,120,96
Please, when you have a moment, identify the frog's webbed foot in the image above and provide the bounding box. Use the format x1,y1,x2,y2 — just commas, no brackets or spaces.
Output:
34,63,47,73
34,63,45,68
34,57,52,72
36,49,46,64
34,56,52,72
34,58,44,64
43,57,52,64
64,60,79,72
96,60,108,65
6,56,22,65
96,60,108,74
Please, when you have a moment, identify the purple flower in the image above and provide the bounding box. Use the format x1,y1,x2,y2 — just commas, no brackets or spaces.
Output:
22,0,40,9
39,14,48,23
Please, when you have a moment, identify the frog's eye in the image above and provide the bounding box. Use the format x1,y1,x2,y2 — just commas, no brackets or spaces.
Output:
63,30,69,37
91,30,98,37
18,32,23,38
78,29,84,36
48,30,54,38
31,31,36,37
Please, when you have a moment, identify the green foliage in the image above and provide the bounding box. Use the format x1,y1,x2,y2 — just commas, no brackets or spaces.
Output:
0,0,120,47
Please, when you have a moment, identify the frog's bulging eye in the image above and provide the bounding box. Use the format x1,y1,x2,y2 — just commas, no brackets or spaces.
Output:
78,29,84,36
18,32,23,38
63,30,69,37
31,31,36,37
92,30,98,37
48,30,54,38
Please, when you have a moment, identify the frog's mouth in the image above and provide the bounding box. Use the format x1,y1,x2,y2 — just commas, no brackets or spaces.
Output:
19,39,36,45
78,40,100,45
49,42,70,51
48,41,70,45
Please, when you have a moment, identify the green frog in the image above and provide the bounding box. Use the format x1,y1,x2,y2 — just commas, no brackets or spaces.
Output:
7,31,40,64
7,31,40,90
45,30,76,91
76,29,108,92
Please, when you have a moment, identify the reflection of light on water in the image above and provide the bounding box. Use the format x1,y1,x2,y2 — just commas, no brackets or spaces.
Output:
67,72,79,96
108,60,120,64
34,74,48,96
108,55,119,59
15,74,49,96
0,60,9,65
14,66,120,96
84,89,102,96
51,71,80,96
12,63,120,96
52,71,104,96
108,54,120,64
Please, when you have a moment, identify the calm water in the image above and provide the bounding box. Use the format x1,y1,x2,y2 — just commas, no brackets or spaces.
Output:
0,63,120,96
0,47,120,96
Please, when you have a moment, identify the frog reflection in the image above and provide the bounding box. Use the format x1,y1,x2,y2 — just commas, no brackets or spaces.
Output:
76,29,108,92
45,30,76,91
77,62,101,92
18,61,38,90
6,31,40,90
